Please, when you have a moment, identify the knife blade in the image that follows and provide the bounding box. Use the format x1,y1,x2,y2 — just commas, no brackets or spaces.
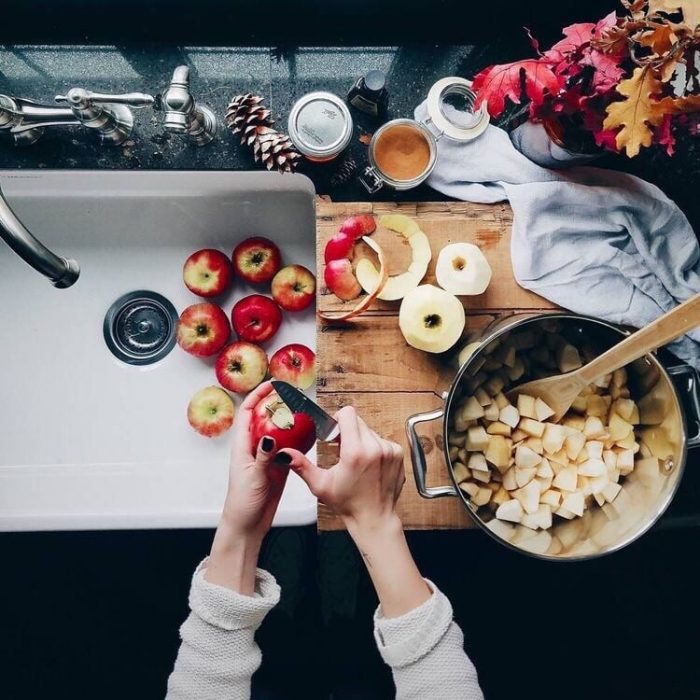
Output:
271,380,340,442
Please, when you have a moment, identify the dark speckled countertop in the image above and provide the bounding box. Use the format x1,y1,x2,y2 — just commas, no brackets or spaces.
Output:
2,43,698,229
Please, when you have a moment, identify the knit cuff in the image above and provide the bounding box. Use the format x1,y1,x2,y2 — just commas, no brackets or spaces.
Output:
188,557,281,632
373,579,454,668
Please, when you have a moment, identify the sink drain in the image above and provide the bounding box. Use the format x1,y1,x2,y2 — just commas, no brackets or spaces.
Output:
103,291,178,365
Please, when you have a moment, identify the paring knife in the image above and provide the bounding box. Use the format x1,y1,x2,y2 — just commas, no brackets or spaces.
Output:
271,380,340,442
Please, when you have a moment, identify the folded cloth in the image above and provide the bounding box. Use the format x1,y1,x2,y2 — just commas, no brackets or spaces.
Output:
414,104,700,367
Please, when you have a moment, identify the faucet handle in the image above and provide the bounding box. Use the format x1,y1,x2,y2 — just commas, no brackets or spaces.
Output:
55,89,155,109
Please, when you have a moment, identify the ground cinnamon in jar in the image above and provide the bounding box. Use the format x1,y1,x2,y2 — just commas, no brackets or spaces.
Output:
373,123,431,182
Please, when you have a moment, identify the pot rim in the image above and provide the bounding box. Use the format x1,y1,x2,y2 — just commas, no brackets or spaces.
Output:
442,311,688,562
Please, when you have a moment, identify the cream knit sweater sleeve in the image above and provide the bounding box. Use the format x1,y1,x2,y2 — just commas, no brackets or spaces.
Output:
373,579,484,700
167,564,482,700
166,558,280,700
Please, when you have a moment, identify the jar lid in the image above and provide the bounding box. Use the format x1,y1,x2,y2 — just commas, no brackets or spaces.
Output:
424,77,489,142
287,91,353,159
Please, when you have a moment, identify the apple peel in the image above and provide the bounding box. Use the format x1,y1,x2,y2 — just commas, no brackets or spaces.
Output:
318,236,388,322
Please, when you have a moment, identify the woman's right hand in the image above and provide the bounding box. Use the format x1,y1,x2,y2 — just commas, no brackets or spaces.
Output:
276,406,405,534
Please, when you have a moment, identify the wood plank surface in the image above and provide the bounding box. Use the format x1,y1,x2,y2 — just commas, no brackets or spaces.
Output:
315,199,555,531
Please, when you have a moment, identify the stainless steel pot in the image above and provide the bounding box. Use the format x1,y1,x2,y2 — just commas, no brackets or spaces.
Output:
407,313,700,560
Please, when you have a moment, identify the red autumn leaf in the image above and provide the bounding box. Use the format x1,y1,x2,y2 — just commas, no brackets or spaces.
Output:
544,22,596,62
593,127,621,151
593,11,619,39
582,48,626,93
473,60,561,117
657,114,675,155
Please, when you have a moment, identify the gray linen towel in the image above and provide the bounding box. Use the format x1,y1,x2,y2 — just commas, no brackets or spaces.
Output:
414,105,700,367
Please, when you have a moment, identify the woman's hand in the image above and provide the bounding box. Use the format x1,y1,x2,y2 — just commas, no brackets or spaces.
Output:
277,406,405,535
278,407,430,617
205,381,289,595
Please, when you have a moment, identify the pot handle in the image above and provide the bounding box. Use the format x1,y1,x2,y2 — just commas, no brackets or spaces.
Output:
667,364,700,448
406,407,459,498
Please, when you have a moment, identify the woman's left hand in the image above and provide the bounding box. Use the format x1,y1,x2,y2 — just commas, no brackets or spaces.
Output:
205,381,288,594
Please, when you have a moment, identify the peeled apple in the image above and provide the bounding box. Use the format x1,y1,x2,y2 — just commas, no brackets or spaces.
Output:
435,242,492,296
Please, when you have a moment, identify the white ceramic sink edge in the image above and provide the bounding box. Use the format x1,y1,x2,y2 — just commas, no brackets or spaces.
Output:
0,170,318,532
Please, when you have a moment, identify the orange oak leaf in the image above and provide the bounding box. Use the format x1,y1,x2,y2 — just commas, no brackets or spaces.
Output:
654,94,700,114
648,0,699,29
603,66,667,156
638,24,677,54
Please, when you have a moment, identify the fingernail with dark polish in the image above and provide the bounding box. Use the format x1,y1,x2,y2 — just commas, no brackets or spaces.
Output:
275,451,292,465
261,436,275,453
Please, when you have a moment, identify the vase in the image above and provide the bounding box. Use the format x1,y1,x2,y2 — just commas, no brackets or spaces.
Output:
510,121,601,169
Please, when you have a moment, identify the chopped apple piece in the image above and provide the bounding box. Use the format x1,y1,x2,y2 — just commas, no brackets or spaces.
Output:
507,356,525,381
466,425,490,451
515,467,537,488
493,392,510,410
608,413,632,442
515,445,542,469
500,405,520,429
468,452,489,472
586,395,608,417
448,431,467,447
448,446,459,461
561,491,585,517
536,475,553,493
474,387,491,407
564,432,586,461
540,489,561,507
555,505,576,520
615,432,638,451
485,436,512,472
472,468,491,484
459,481,479,497
583,416,606,439
492,486,511,506
534,398,555,422
495,498,523,523
578,459,606,477
519,529,553,554
521,504,552,530
602,482,622,503
536,458,554,479
571,395,587,413
482,357,502,372
519,418,546,438
502,467,518,491
553,466,578,492
453,414,471,433
542,424,566,454
586,441,604,460
602,450,617,469
513,480,540,514
494,343,516,368
589,475,609,495
461,396,485,421
615,448,635,475
484,402,500,422
577,474,591,495
612,367,627,388
484,374,505,396
517,394,537,419
563,414,586,431
452,462,470,483
486,517,515,541
593,373,612,389
557,344,582,373
511,428,527,443
487,421,511,436
593,492,606,507
472,487,492,506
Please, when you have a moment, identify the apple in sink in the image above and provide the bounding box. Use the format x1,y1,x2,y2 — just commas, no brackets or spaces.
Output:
231,294,282,343
176,302,231,357
271,264,316,312
269,343,316,389
187,386,235,437
251,390,316,453
216,341,269,393
182,248,233,297
232,236,282,284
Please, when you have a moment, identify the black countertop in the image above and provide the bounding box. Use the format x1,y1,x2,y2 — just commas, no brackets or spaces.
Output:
1,41,700,700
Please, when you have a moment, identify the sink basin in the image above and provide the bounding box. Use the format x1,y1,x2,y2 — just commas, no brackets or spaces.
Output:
0,170,318,531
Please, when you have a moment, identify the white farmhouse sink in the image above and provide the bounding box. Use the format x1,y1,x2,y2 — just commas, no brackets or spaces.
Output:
0,170,318,531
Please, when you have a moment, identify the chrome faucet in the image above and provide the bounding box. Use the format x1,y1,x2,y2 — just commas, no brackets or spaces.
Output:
0,183,79,288
0,89,154,146
161,66,216,146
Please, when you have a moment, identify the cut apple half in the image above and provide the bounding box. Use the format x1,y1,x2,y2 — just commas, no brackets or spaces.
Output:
356,214,431,301
318,236,388,322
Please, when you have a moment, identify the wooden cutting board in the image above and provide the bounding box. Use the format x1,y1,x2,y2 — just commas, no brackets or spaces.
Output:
315,199,556,530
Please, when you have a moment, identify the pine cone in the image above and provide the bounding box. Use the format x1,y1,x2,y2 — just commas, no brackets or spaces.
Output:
330,155,357,187
225,94,301,173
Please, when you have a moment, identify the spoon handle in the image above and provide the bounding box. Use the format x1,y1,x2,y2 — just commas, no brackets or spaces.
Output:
578,293,700,386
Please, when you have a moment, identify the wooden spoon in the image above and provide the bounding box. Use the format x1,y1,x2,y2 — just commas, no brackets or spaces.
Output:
506,293,700,421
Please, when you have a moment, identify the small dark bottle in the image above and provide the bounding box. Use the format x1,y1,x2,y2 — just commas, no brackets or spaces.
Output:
347,70,389,117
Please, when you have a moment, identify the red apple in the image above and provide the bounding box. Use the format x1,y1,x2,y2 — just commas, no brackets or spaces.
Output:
271,264,316,312
176,303,231,357
183,249,233,297
231,294,282,343
232,236,282,284
324,231,354,264
215,341,268,393
339,214,376,239
324,259,361,301
251,390,316,454
187,386,235,437
269,344,316,389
